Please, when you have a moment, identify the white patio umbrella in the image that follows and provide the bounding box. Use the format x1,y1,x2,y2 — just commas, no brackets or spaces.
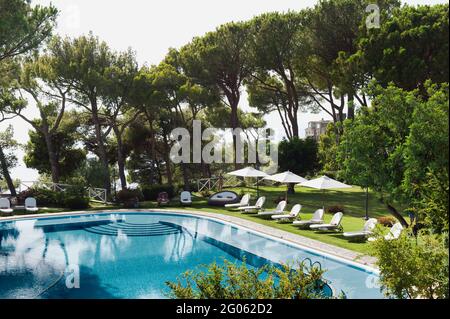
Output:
298,175,352,209
264,171,308,201
227,167,268,197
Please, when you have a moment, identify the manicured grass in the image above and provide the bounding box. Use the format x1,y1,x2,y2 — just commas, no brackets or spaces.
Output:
145,185,402,254
7,185,402,255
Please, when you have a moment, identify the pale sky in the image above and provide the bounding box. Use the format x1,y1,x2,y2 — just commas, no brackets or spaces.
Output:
2,0,446,182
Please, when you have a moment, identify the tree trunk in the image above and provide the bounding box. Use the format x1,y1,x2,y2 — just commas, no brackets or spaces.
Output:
181,163,190,191
90,98,111,196
42,130,60,183
162,134,173,185
386,203,409,228
0,145,16,196
145,111,158,185
230,102,239,169
113,125,127,190
288,109,299,138
347,93,355,120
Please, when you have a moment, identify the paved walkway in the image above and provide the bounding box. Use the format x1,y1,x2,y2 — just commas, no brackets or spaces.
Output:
0,208,378,269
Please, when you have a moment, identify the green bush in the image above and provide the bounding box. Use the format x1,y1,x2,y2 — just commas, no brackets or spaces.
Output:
23,186,89,209
17,189,39,205
165,260,331,299
200,189,211,198
370,230,449,299
141,184,175,201
63,185,90,209
32,188,64,207
116,188,144,202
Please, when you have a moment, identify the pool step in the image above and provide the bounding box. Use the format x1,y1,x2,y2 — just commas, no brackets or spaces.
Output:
83,221,182,237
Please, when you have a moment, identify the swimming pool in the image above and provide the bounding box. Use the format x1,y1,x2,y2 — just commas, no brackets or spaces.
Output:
0,212,383,299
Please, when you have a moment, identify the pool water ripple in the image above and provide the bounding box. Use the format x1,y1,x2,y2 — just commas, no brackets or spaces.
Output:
0,212,383,299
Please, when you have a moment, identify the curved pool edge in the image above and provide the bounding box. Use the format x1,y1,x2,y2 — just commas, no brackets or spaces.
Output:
0,208,378,273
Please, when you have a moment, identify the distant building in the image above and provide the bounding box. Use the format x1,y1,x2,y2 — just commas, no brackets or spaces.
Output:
305,119,332,141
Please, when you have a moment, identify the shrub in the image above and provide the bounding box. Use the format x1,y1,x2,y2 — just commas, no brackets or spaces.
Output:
370,230,449,299
32,187,64,207
16,189,38,205
141,185,175,201
63,195,90,210
19,186,89,209
326,205,345,214
165,260,331,299
116,188,143,203
63,185,90,210
200,189,211,198
377,216,397,227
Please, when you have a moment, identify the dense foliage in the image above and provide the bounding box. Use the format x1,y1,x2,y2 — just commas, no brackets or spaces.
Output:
337,82,449,227
370,230,449,299
278,137,320,178
357,4,449,93
166,260,331,299
18,185,89,210
0,0,448,300
141,184,176,201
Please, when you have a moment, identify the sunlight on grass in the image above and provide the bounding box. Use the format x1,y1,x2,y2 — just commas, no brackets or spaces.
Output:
23,185,402,255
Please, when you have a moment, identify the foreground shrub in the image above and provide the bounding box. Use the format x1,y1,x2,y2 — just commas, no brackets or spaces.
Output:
370,230,449,299
165,260,332,299
141,185,175,201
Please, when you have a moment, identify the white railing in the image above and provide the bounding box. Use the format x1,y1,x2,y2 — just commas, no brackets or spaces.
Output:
18,181,107,203
88,187,107,203
195,176,242,192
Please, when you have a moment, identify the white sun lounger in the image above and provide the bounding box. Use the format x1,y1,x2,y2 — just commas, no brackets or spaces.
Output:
293,209,324,227
272,204,302,221
25,197,39,212
344,218,377,239
237,196,266,212
368,222,404,242
180,191,192,206
310,212,344,232
225,194,250,208
257,200,286,216
0,198,13,215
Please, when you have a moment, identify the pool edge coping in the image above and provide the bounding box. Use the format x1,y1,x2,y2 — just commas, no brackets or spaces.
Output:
0,208,378,270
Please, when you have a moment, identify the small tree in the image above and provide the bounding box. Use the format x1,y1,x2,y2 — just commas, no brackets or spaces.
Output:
370,230,449,299
0,125,19,195
278,137,320,193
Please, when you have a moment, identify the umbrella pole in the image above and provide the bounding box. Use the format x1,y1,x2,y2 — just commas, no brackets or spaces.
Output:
256,177,259,198
365,187,369,220
322,189,325,211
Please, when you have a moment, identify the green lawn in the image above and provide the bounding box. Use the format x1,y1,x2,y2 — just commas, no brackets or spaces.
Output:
8,185,402,255
143,185,399,254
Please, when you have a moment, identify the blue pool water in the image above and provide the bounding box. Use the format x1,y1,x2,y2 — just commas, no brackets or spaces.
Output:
0,212,383,299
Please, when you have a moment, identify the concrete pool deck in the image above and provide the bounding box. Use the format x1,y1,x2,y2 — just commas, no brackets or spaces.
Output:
0,208,377,269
